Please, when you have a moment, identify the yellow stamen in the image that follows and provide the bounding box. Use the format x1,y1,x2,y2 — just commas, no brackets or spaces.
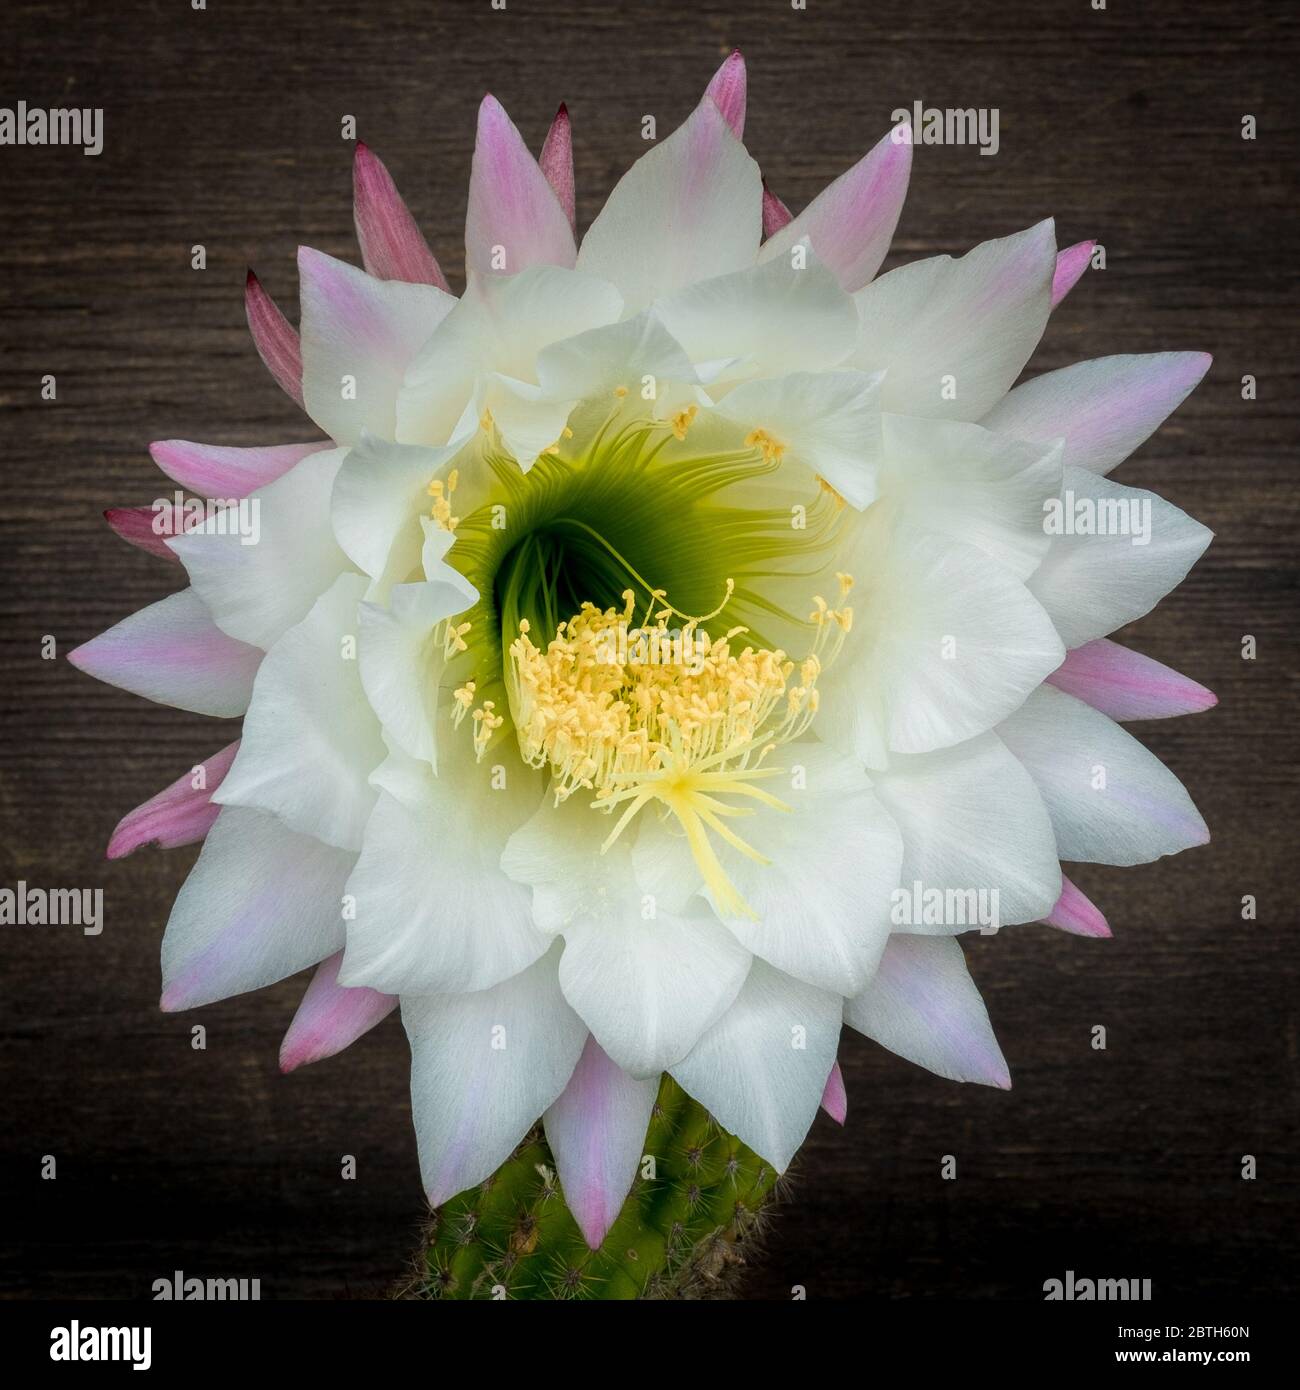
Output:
670,404,699,441
746,428,787,466
502,581,853,917
427,468,461,532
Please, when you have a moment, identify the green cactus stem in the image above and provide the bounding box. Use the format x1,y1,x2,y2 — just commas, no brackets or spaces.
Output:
399,1074,784,1300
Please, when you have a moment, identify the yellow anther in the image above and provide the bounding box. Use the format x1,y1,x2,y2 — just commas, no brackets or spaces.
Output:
746,428,787,466
671,404,699,441
469,698,504,759
614,385,629,398
428,468,461,532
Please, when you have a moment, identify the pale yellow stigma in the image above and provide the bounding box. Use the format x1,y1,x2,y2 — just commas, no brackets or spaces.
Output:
745,428,787,466
428,469,460,532
504,582,853,918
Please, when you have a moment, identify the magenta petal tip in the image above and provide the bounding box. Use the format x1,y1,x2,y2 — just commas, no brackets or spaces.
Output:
820,1060,847,1125
1046,877,1112,939
1050,239,1095,307
704,49,747,139
245,268,304,407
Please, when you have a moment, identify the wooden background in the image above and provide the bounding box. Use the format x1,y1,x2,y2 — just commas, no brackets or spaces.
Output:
1,0,1296,1300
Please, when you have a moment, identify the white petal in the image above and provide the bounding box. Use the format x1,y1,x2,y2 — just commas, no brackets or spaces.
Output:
544,1036,659,1249
871,733,1061,928
757,127,912,291
330,435,457,596
535,310,699,402
844,935,1009,1087
169,448,351,651
505,794,752,1076
68,588,261,717
476,372,577,470
298,248,454,445
356,551,478,770
1028,465,1212,648
160,806,352,1011
670,960,842,1172
997,685,1208,865
396,267,622,447
697,741,903,996
654,252,858,382
818,514,1064,762
501,790,619,933
982,352,1212,476
713,371,884,509
340,741,548,995
215,573,385,851
559,900,753,1079
466,95,576,275
577,98,761,313
404,943,587,1205
877,414,1063,581
851,221,1056,420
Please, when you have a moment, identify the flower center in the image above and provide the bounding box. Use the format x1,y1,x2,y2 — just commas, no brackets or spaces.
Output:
500,577,854,919
437,400,845,760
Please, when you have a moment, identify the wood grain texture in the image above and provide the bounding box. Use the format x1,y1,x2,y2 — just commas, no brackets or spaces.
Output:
1,0,1296,1300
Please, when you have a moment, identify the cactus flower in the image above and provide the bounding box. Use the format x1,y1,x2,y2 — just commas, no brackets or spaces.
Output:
72,51,1215,1292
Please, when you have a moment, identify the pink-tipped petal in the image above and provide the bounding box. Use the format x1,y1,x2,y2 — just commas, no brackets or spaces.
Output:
575,97,761,312
353,143,450,289
1044,876,1112,938
279,950,397,1073
245,270,305,407
296,246,454,445
761,180,794,237
820,1060,847,1124
758,127,911,291
1048,638,1217,721
105,506,186,562
844,935,1011,1089
983,351,1212,476
107,740,240,859
543,1035,659,1250
148,439,326,499
704,49,747,139
160,807,352,1013
1051,239,1095,307
68,589,262,718
539,103,575,231
466,95,576,275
